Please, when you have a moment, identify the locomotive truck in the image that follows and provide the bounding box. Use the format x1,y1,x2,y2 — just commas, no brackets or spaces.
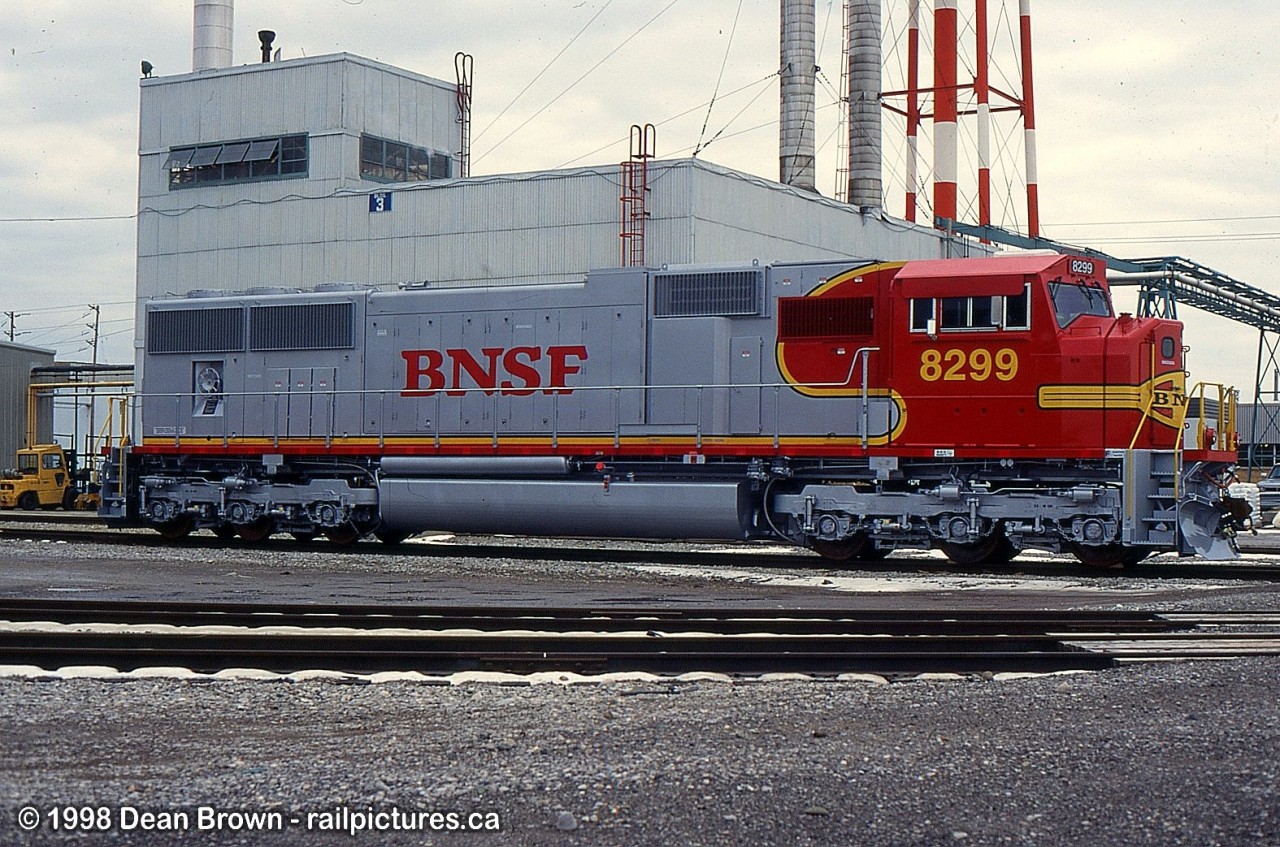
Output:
99,253,1244,565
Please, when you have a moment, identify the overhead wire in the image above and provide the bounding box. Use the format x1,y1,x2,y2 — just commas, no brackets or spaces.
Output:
666,99,844,159
0,213,134,223
474,0,684,166
1056,213,1280,227
695,73,779,156
693,0,745,157
554,72,778,169
472,0,615,146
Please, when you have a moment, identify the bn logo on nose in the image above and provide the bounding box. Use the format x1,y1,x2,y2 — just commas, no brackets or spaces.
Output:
1148,372,1187,428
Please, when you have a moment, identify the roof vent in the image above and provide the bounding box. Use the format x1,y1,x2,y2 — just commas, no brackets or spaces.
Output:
258,30,275,63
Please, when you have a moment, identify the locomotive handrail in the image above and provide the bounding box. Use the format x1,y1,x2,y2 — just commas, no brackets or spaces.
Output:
131,361,888,454
1186,382,1236,453
1125,380,1236,502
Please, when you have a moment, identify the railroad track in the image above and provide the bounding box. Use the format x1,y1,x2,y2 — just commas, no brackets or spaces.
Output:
3,600,1280,677
6,521,1280,582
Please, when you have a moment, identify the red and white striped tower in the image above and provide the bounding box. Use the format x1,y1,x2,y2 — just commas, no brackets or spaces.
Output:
904,0,920,222
975,0,991,231
1019,0,1040,236
932,0,958,225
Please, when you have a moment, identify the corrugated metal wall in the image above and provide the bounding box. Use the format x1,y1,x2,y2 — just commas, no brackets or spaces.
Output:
0,342,55,461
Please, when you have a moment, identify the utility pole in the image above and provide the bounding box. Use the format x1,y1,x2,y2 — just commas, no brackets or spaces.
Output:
3,311,20,342
86,305,100,456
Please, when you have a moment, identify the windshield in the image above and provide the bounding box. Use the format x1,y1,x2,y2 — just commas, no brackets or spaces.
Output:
1048,282,1112,328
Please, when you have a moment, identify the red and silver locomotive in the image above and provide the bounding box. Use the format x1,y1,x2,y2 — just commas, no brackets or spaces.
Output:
102,253,1243,565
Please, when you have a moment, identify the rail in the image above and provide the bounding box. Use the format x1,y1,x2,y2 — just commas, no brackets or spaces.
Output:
118,348,886,455
6,600,1280,675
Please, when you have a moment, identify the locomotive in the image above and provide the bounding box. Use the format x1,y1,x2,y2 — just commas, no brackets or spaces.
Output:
100,252,1244,565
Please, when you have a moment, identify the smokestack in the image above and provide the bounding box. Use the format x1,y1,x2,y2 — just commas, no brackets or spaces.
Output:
193,0,234,72
779,0,817,192
846,0,882,209
932,0,958,224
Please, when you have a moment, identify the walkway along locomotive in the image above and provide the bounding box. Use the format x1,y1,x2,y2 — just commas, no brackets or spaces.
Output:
99,253,1245,565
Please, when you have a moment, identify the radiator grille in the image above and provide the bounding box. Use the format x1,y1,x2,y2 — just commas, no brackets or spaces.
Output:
778,296,874,339
249,302,355,351
146,307,244,354
653,270,762,317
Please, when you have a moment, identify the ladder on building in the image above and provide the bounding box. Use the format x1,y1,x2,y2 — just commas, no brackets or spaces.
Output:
454,52,473,179
620,124,655,268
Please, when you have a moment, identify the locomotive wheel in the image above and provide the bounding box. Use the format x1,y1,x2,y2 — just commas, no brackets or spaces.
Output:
17,492,39,511
154,516,194,540
324,523,362,546
938,533,1017,566
236,518,276,543
1069,543,1149,569
211,524,238,540
811,534,880,562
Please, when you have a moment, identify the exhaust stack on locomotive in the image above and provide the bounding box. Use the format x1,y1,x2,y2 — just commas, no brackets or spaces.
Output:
101,253,1244,565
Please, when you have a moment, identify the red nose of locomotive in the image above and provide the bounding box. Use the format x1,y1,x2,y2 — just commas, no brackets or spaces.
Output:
1099,313,1188,450
1010,256,1188,454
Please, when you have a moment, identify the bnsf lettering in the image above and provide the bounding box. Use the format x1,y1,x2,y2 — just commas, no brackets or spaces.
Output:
400,345,588,397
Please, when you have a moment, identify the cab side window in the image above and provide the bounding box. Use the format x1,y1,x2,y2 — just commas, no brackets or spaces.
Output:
910,298,933,331
910,285,1031,332
1004,286,1030,330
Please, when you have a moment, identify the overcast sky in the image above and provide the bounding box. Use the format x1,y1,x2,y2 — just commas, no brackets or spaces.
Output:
1,0,1276,396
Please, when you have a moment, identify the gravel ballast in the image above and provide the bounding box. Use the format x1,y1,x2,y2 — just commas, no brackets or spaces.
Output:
1,532,1279,845
2,661,1279,846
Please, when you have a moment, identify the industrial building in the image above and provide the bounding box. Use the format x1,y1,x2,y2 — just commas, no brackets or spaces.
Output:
0,341,54,463
134,21,979,357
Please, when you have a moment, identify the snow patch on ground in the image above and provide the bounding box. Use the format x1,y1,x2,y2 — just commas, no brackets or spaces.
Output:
621,563,1228,594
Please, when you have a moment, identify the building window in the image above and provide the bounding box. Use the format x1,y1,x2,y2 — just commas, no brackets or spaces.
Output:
167,134,308,188
360,134,452,182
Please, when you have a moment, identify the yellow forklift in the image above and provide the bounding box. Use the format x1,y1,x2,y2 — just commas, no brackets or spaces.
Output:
0,443,94,510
